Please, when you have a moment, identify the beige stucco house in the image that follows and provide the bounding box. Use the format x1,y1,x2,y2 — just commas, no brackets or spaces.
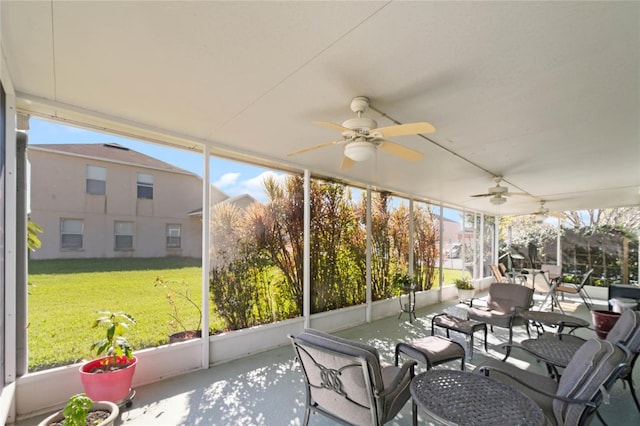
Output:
28,143,205,259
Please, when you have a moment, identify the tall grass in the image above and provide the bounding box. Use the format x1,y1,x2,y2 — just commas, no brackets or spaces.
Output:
27,257,220,371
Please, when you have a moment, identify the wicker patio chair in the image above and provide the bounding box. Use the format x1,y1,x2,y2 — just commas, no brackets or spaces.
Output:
289,328,417,426
476,339,631,426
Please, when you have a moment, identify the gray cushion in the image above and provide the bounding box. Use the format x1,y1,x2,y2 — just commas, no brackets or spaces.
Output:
554,339,627,425
606,310,640,348
292,329,412,425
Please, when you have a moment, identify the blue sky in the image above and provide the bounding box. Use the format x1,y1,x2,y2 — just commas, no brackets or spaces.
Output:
27,117,462,221
28,117,281,202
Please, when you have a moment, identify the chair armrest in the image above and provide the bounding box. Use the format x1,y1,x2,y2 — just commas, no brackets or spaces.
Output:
375,360,417,398
476,365,596,408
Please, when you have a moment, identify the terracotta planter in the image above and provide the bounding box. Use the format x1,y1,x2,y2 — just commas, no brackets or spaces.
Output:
80,356,137,403
38,401,119,426
591,310,621,339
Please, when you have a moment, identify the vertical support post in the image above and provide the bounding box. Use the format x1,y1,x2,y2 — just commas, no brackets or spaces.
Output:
365,186,372,322
201,150,210,368
408,199,414,276
303,170,311,328
438,204,444,302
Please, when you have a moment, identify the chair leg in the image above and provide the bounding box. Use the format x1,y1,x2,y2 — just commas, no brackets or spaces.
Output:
627,375,640,412
412,401,417,426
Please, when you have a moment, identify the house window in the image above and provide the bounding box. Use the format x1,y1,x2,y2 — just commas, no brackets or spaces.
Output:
137,172,153,199
61,219,83,250
114,221,133,250
86,165,106,195
166,224,181,248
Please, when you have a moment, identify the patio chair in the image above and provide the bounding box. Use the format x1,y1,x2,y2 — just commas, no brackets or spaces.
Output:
553,268,594,310
467,283,533,347
475,339,630,426
490,264,509,283
506,310,640,412
289,329,417,426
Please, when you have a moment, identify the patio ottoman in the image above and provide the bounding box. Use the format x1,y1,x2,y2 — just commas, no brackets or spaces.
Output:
395,335,466,371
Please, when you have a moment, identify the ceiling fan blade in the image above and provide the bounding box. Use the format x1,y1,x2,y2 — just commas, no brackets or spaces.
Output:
504,192,532,198
340,156,355,170
287,140,339,157
313,121,351,133
470,193,492,198
372,122,435,137
378,140,424,162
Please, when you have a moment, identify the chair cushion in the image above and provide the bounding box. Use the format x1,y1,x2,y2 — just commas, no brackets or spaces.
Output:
606,310,640,347
487,283,533,313
554,339,627,425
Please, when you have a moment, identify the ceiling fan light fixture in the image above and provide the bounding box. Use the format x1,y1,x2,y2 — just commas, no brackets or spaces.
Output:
344,141,376,162
490,195,507,205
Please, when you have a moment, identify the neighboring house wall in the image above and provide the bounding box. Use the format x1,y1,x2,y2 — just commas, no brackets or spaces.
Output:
28,144,203,259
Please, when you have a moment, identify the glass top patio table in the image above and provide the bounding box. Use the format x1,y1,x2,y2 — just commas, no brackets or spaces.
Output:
410,370,544,426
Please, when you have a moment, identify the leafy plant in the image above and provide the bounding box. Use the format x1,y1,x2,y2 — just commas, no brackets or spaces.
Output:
453,276,474,290
154,276,202,334
62,393,92,426
90,311,136,365
392,273,413,290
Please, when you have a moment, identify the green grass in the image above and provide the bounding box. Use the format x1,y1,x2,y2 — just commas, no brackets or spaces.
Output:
27,258,468,371
27,257,222,371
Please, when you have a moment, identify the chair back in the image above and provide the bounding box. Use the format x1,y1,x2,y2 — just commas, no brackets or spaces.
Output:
541,264,561,280
554,339,629,425
490,264,508,283
607,310,640,354
486,283,533,314
289,329,410,425
575,269,594,290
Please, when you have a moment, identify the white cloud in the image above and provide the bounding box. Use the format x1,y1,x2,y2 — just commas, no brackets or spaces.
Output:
240,171,285,201
213,172,240,188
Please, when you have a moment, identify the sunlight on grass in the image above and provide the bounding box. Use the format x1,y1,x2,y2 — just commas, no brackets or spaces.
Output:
27,257,223,371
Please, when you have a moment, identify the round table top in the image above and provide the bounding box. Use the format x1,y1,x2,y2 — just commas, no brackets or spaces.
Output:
410,370,545,426
519,310,590,329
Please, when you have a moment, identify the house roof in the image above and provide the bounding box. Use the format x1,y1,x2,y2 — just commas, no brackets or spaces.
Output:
3,2,639,216
29,143,196,176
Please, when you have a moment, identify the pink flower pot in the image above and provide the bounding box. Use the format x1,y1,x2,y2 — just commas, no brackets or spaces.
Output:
591,310,621,339
80,355,137,403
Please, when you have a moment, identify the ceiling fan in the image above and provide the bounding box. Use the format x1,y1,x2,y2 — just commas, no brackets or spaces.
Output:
531,201,567,222
287,96,435,170
470,176,530,205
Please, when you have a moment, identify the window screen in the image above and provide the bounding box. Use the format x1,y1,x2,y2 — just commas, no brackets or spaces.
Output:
166,224,181,248
137,172,153,199
61,219,83,249
86,165,106,195
115,221,133,249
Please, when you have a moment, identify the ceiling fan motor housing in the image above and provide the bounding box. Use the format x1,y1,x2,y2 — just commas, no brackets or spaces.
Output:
342,117,378,135
489,185,508,195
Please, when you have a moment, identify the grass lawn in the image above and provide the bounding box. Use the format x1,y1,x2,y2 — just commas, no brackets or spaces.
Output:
27,257,221,371
27,257,469,371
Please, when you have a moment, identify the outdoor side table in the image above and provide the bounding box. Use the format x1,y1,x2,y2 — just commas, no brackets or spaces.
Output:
410,370,545,426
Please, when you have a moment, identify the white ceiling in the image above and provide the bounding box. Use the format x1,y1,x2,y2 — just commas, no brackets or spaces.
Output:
2,1,639,215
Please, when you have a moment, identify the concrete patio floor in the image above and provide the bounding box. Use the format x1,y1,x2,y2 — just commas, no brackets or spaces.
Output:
20,293,640,425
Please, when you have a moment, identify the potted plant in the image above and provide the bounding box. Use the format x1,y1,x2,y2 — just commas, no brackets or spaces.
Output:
453,276,475,301
38,393,119,426
79,311,137,403
155,277,202,343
